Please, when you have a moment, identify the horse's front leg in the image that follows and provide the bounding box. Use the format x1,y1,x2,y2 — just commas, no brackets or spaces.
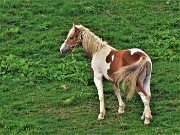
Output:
94,74,105,120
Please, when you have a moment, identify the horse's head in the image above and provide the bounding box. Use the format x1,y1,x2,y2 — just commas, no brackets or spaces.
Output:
60,23,82,54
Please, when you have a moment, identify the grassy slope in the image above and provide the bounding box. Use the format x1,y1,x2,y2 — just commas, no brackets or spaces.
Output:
0,0,180,134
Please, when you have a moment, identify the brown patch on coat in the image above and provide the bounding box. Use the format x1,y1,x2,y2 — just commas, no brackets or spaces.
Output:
122,51,146,66
136,86,148,96
86,52,93,60
90,67,94,76
106,50,147,81
106,50,115,63
106,50,127,80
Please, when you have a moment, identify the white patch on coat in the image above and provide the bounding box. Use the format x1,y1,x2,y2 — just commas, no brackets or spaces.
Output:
129,48,143,55
91,47,113,81
129,48,152,68
60,43,66,53
112,55,114,61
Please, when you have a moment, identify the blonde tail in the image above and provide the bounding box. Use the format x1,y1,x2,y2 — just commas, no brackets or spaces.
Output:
114,57,147,100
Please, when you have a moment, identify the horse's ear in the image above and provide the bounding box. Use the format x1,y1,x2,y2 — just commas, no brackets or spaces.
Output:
72,22,75,28
73,22,79,31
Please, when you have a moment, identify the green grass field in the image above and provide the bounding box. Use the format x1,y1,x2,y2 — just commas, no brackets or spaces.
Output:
0,0,180,134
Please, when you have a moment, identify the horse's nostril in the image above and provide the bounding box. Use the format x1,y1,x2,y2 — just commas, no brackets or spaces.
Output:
61,49,67,54
62,51,66,54
61,50,64,54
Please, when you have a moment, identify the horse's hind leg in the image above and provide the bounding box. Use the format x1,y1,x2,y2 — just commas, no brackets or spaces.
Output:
136,67,152,125
143,74,151,99
141,74,152,122
113,83,125,114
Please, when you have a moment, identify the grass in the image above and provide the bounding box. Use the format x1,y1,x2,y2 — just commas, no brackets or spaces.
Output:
0,0,180,134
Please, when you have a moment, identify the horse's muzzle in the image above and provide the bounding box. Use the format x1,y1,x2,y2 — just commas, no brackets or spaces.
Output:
60,43,71,54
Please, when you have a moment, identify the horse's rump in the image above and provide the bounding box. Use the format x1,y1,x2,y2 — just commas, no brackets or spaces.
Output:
114,56,149,100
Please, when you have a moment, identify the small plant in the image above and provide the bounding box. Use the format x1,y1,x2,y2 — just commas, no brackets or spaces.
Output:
0,54,90,85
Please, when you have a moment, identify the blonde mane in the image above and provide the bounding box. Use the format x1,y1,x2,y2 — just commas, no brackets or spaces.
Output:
76,25,116,56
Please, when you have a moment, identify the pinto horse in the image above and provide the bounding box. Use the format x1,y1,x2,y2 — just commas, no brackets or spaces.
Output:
60,23,152,125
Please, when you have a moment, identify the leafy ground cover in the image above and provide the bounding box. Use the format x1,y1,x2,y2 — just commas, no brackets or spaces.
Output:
0,0,180,134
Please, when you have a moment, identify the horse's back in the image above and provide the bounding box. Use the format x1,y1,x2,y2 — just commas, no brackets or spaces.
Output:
91,47,152,81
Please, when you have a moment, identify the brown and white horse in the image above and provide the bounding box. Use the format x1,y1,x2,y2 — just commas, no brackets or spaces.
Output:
60,23,152,125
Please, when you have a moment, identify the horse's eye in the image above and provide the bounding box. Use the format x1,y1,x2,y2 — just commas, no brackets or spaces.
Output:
70,36,73,40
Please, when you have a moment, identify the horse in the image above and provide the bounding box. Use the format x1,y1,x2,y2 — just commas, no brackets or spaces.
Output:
60,23,152,125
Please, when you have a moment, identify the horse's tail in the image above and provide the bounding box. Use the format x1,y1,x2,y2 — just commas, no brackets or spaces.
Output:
114,56,149,100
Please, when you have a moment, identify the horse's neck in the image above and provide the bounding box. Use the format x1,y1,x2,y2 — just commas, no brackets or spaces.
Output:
81,29,116,58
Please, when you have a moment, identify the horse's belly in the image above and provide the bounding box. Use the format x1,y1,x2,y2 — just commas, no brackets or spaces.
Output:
102,68,112,81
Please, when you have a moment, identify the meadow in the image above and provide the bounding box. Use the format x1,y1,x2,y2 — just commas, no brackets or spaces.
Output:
0,0,180,134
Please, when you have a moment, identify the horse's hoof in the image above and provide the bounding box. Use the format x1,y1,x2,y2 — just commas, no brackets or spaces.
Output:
117,111,124,115
144,121,150,125
98,117,104,120
98,114,104,120
118,107,125,115
98,116,104,120
144,118,150,125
